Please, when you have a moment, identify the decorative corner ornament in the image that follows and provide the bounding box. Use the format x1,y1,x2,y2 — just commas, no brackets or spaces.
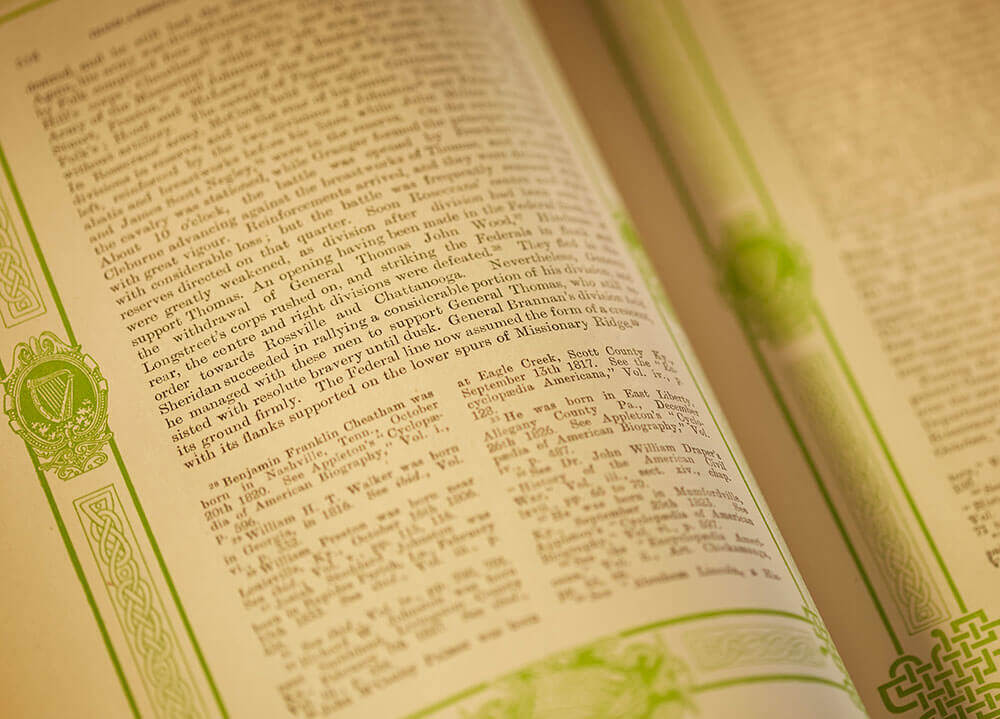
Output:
3,331,111,479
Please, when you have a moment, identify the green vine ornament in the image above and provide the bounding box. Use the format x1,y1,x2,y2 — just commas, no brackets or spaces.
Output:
462,636,695,719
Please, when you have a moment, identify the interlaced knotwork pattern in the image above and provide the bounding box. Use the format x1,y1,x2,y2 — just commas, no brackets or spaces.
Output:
881,611,1000,718
0,200,43,326
793,354,948,632
75,486,201,719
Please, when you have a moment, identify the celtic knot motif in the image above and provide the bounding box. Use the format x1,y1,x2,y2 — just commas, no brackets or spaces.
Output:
792,354,947,632
0,200,43,326
881,611,1000,718
75,486,202,719
683,623,824,670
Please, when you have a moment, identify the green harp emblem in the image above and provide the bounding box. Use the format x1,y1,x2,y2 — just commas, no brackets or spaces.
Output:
27,368,74,423
3,331,112,479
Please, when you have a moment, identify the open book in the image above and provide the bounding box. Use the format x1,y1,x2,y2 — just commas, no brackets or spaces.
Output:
2,1,996,717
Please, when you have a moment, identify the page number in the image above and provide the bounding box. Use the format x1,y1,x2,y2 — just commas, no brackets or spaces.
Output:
15,50,40,68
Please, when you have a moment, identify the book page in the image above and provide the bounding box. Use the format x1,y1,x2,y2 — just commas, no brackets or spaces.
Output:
563,0,1000,716
0,0,862,717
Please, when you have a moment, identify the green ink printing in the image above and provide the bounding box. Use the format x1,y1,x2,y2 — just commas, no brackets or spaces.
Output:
880,610,1000,718
463,635,696,719
718,212,812,345
74,484,204,719
0,195,44,326
3,330,111,479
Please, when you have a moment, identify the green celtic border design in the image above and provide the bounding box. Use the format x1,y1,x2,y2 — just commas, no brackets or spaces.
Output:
0,50,226,716
713,207,947,636
683,622,824,671
790,353,948,633
0,192,44,327
586,0,995,703
3,330,112,479
880,610,1000,718
74,484,204,719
